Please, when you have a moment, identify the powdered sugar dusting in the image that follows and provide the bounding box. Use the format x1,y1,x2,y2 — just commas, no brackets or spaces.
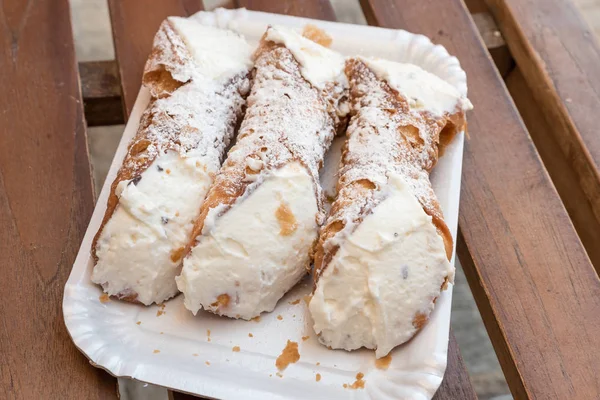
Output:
191,37,348,241
122,75,249,178
143,18,252,96
118,18,252,184
265,25,347,90
93,18,252,266
143,19,195,92
315,58,465,277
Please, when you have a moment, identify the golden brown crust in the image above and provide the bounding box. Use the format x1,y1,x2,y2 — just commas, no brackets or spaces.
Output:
314,58,467,284
91,19,251,303
185,35,346,254
92,19,197,269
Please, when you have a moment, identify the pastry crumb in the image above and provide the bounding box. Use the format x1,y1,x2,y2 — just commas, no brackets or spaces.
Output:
248,333,253,338
153,349,160,354
347,372,365,389
276,202,298,236
205,361,210,366
136,321,141,325
302,24,333,47
169,246,185,263
316,362,320,366
302,336,310,341
210,293,231,310
412,312,428,329
192,353,198,357
289,299,301,305
276,340,300,370
277,315,283,321
276,372,283,378
316,373,321,382
375,354,392,370
232,346,241,352
156,303,166,317
160,332,164,335
251,316,261,322
99,294,110,303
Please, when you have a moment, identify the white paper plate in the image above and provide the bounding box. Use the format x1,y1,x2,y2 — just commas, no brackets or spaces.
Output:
64,8,467,400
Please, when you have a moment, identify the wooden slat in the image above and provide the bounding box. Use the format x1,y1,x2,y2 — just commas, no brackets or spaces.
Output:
506,67,600,274
484,0,600,273
108,0,204,118
435,331,478,400
234,2,477,400
464,0,490,14
79,60,124,126
471,12,513,78
0,0,116,398
360,0,600,399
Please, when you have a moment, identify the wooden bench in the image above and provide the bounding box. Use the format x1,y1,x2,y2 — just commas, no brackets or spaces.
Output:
1,0,599,398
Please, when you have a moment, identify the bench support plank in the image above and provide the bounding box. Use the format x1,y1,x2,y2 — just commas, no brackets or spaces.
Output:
0,0,116,398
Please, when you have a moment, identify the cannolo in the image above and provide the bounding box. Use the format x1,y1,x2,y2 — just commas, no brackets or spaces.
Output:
176,26,348,319
91,17,252,305
309,57,472,357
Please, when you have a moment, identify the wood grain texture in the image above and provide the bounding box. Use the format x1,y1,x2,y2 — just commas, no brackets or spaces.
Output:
361,0,600,399
107,0,204,118
433,331,478,400
506,68,600,272
0,0,116,398
471,12,513,78
79,60,124,126
464,0,490,14
484,0,600,274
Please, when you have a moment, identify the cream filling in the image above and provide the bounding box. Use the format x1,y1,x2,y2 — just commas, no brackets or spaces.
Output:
265,25,346,89
92,150,213,305
177,161,318,319
309,174,454,358
359,57,473,116
169,16,253,82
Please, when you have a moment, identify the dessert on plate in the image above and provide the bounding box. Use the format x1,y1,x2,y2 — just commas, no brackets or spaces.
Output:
176,26,348,319
91,17,253,305
309,57,472,357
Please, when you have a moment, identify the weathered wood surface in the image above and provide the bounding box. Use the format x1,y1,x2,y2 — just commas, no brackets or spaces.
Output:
79,60,124,126
361,0,600,399
506,67,600,273
485,0,600,274
0,0,116,398
471,12,513,77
